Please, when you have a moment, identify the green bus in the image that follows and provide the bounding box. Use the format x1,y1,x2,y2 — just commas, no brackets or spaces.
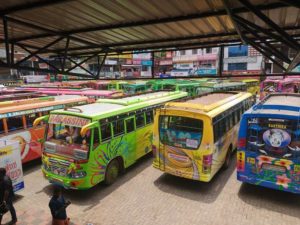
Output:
34,91,187,189
148,79,201,97
197,80,247,94
123,81,152,94
108,81,128,91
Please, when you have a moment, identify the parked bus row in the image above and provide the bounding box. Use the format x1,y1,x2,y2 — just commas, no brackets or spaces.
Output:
31,88,300,195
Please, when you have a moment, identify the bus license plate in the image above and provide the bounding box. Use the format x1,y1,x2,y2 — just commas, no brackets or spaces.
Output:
262,164,286,173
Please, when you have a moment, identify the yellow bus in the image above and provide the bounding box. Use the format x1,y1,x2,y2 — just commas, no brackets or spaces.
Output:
152,92,255,181
239,79,259,96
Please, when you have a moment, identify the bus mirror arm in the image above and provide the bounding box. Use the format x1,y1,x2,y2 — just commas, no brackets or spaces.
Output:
37,138,45,143
33,115,49,127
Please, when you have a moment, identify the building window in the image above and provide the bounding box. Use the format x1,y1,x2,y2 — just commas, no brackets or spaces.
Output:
192,49,198,55
228,45,248,57
180,50,185,55
206,48,212,54
228,63,247,71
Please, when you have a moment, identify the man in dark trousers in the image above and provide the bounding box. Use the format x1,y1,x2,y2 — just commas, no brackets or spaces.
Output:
49,186,71,225
0,168,17,225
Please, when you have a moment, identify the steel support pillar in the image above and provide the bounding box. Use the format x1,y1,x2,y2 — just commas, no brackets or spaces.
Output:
151,52,155,78
3,17,10,65
218,46,224,76
97,52,107,79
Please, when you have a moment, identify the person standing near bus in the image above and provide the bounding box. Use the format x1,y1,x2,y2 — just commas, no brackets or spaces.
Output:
49,186,71,225
0,168,17,225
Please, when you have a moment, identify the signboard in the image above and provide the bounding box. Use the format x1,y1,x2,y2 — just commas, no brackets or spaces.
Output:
132,60,141,65
141,60,152,66
132,52,151,60
0,140,24,192
49,114,90,127
224,56,257,63
195,68,217,75
104,60,117,65
159,60,173,65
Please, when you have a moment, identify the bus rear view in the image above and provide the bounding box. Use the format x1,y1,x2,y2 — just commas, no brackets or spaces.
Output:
237,93,300,194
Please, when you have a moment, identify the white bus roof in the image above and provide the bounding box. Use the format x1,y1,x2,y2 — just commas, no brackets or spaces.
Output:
52,91,187,120
263,95,300,107
247,93,300,117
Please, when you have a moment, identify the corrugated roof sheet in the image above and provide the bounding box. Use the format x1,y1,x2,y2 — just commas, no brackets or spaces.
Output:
0,0,298,56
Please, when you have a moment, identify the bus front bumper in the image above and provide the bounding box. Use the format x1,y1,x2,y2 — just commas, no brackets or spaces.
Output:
237,173,300,194
42,167,89,190
153,162,212,182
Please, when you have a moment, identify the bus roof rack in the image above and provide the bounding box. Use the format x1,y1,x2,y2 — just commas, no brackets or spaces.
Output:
165,91,244,112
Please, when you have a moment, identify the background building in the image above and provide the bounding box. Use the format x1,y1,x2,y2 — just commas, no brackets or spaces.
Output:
172,48,219,75
223,45,263,75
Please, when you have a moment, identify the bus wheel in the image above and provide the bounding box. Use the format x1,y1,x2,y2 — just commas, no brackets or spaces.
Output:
223,146,232,170
105,159,119,185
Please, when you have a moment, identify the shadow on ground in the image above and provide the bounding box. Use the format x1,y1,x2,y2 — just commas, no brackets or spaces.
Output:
153,155,236,203
40,154,153,212
22,158,42,176
238,182,300,219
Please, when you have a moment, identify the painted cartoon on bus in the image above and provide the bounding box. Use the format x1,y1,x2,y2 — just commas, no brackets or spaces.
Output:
238,114,300,193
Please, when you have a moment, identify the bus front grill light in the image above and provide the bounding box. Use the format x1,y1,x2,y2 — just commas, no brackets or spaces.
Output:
69,171,87,179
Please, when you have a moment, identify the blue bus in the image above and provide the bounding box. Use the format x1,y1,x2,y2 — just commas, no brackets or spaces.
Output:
237,93,300,194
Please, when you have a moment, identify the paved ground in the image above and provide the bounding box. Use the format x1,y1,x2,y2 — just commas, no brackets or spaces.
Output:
2,154,300,225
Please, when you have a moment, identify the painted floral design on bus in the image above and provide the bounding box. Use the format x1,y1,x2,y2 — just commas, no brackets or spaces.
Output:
90,136,130,185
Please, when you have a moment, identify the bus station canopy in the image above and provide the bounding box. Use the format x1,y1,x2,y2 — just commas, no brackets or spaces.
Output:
0,0,299,76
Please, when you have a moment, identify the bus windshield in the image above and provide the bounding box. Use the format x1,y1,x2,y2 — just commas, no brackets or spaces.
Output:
263,81,277,92
44,115,91,160
159,116,203,150
246,117,299,159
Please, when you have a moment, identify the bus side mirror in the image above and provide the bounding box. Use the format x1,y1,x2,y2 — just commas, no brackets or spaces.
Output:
33,115,49,127
80,122,98,137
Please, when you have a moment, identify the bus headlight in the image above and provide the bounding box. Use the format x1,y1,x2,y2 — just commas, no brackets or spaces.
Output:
43,164,50,171
69,171,87,179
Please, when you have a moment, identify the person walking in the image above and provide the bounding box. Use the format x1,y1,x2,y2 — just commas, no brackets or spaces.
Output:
0,168,17,225
49,186,71,225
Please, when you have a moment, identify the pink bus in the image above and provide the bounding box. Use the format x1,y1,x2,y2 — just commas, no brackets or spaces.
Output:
30,89,123,102
260,78,295,99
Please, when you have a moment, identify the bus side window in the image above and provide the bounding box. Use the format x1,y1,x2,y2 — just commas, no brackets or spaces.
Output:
0,119,4,134
145,110,153,124
26,113,39,128
136,113,145,128
93,127,100,148
112,119,125,137
6,116,24,131
42,111,49,116
234,110,239,124
229,113,234,128
125,118,135,133
100,123,112,142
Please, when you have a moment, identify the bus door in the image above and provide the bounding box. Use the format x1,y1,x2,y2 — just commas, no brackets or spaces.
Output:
135,111,152,160
123,117,137,164
157,108,167,171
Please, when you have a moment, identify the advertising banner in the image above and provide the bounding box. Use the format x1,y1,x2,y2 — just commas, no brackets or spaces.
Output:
0,140,24,192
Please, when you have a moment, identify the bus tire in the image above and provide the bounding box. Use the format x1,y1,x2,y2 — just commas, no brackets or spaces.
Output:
104,159,119,185
223,146,232,170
